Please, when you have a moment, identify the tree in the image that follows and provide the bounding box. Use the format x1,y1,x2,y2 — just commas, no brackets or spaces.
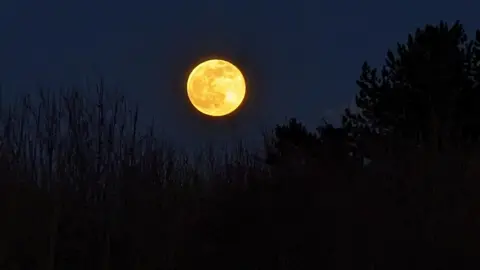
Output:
343,21,480,150
264,118,320,167
264,118,361,186
264,118,356,167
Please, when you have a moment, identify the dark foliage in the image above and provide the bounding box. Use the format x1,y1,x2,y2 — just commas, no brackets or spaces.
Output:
344,20,480,149
1,21,480,270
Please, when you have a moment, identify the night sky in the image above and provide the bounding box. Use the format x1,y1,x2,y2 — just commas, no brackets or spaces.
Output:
0,0,478,150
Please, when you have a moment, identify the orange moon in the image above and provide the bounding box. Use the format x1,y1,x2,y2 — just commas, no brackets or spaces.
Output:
186,59,246,117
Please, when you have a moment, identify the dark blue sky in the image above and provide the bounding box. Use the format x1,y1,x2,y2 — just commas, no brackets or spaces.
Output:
0,0,478,150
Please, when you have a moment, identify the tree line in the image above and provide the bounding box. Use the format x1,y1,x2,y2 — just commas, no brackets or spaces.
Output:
0,20,479,270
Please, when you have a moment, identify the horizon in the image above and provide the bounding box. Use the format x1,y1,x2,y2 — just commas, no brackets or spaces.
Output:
2,0,479,151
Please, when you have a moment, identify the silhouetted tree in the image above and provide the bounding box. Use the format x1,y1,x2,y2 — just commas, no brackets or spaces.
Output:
344,20,480,150
337,21,480,270
265,118,320,167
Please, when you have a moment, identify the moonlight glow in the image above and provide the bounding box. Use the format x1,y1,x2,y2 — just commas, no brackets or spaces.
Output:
186,59,246,117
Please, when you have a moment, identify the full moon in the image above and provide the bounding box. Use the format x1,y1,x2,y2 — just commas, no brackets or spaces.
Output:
186,59,246,117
